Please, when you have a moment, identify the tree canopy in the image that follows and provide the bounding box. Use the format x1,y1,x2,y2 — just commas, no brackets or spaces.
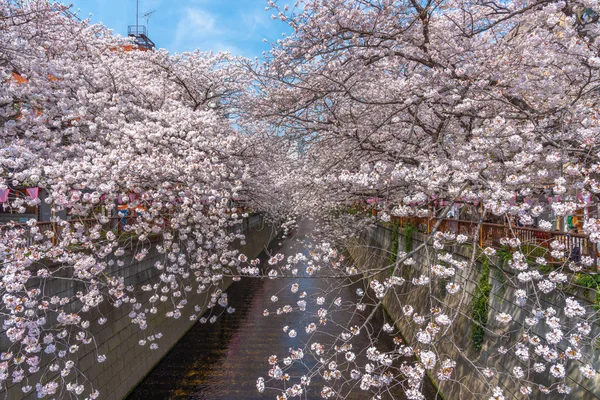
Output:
1,0,600,398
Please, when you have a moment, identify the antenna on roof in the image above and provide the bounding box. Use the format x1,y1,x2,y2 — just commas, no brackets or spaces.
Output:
128,0,155,50
141,10,156,33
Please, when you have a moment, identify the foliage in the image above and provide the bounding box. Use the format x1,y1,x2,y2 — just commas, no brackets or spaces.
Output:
471,258,491,352
521,244,549,259
403,224,416,254
390,223,400,265
574,273,600,310
496,246,513,264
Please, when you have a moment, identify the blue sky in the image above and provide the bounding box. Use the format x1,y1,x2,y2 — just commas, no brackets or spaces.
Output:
70,0,291,58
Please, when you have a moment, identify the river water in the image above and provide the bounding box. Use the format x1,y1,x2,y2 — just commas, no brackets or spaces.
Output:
128,221,439,400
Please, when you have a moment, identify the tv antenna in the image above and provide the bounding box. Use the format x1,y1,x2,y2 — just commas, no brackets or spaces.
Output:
141,9,156,27
128,0,156,49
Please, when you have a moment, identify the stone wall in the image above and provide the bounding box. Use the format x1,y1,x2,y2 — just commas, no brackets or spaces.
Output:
1,214,277,400
346,224,600,399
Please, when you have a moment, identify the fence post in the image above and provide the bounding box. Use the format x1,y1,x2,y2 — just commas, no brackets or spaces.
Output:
479,224,483,248
51,210,56,246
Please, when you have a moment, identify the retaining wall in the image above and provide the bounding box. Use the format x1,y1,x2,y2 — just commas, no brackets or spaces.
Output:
346,224,600,399
2,214,277,400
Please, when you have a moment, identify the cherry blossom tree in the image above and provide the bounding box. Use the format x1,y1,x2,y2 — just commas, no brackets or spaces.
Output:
1,1,257,397
3,0,600,399
244,0,600,398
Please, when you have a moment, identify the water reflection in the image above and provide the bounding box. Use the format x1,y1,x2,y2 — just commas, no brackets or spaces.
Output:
128,222,439,400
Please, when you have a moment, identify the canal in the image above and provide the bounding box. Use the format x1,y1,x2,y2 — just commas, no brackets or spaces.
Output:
128,221,439,399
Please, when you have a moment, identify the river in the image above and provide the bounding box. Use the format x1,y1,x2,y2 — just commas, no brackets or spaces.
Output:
128,221,439,399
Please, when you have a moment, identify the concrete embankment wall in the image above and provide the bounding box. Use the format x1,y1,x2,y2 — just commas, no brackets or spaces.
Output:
2,215,277,400
346,224,600,399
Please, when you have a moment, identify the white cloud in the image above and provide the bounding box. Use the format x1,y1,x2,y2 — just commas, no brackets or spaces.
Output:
240,8,269,37
172,7,217,50
164,1,290,56
170,6,259,56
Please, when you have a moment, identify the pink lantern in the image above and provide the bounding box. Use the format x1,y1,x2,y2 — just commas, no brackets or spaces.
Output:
26,187,39,199
0,188,9,203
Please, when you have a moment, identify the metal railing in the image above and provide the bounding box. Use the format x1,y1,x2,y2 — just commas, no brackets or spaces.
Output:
127,25,155,50
128,25,147,36
388,215,598,269
0,216,141,248
4,212,597,268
